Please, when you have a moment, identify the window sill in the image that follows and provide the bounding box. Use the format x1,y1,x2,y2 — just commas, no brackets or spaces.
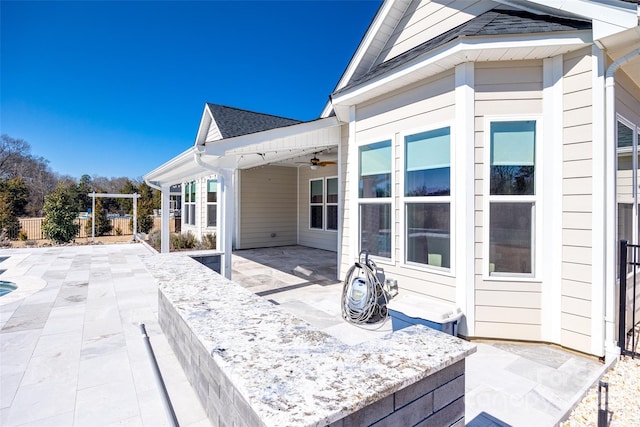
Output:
401,262,454,278
482,275,541,283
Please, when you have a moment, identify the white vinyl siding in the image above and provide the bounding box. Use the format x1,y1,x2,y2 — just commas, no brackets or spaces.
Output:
375,0,494,65
238,166,297,249
561,48,594,353
474,61,543,341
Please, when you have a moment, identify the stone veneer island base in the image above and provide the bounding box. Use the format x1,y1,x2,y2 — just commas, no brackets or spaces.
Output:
144,254,476,427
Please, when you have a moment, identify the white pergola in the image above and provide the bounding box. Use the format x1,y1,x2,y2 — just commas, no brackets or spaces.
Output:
88,192,141,241
144,116,342,279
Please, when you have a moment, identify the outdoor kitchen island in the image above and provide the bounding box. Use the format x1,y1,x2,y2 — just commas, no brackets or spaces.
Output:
144,253,476,427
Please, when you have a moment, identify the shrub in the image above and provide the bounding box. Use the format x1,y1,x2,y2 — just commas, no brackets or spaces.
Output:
198,233,216,250
170,232,197,250
115,227,122,236
18,230,28,241
84,198,111,237
147,230,161,252
0,230,11,248
42,185,79,244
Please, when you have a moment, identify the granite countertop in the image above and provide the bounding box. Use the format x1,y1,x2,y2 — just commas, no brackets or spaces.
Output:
143,253,476,427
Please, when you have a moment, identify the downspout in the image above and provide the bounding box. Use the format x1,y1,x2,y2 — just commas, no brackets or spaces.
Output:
604,48,640,356
193,146,234,279
145,180,171,254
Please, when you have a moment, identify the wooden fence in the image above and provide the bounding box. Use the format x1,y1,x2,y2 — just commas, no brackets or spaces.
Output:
18,217,180,240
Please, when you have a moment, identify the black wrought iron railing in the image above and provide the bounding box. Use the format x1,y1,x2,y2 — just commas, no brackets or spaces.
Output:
618,240,639,358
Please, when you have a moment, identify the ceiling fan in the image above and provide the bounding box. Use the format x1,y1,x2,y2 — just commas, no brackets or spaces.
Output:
300,153,336,170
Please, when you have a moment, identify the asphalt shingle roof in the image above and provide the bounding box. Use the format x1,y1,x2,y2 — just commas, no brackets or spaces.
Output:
207,103,303,139
333,8,592,96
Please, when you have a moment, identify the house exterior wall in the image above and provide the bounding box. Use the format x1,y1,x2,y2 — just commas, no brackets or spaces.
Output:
473,60,544,341
340,54,607,352
339,123,353,277
375,0,494,65
298,163,339,252
345,71,458,304
237,166,297,249
561,48,595,354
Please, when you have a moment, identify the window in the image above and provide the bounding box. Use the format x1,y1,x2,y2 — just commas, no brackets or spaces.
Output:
616,119,640,275
488,121,536,276
309,177,338,231
310,179,323,229
359,140,392,258
326,177,338,231
404,127,451,268
206,179,217,228
184,181,196,226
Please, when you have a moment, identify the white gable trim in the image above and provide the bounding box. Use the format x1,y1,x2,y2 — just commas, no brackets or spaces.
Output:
321,0,411,118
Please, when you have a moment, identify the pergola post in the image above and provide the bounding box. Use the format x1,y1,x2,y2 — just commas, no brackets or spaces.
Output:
132,193,139,240
91,192,96,241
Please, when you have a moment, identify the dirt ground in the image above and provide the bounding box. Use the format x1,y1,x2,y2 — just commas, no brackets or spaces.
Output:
3,235,137,249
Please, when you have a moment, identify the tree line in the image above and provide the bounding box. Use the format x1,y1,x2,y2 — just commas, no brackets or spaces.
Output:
0,134,160,243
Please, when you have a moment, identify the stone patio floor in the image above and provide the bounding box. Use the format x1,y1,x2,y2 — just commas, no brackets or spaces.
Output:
0,243,611,426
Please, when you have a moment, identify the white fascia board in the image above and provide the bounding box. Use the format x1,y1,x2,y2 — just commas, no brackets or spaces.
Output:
202,116,341,157
321,0,410,118
143,147,203,185
331,31,592,108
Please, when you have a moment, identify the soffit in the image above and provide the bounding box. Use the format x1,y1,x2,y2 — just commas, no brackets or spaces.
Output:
598,25,640,88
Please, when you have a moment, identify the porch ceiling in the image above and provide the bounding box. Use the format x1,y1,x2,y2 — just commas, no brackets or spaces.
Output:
144,116,341,186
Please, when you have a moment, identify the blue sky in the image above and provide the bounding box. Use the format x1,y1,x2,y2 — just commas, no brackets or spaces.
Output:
1,0,381,180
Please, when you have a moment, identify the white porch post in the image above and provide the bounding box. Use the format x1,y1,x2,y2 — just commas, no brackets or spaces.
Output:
161,184,171,254
219,169,234,279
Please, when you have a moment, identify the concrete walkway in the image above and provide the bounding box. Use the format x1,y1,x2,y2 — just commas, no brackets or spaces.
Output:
0,244,608,426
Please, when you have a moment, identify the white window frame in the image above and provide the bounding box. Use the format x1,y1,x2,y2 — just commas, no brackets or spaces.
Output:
184,181,196,227
399,123,454,275
206,179,218,229
326,176,338,232
483,116,542,281
357,137,394,264
309,178,324,230
616,115,640,276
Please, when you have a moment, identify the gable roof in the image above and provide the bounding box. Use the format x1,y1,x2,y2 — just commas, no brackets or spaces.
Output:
333,8,591,97
206,103,302,139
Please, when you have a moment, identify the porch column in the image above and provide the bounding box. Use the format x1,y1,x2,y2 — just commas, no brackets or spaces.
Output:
161,184,171,254
219,169,234,279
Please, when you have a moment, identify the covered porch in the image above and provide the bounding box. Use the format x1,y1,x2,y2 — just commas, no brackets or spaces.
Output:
143,110,342,279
